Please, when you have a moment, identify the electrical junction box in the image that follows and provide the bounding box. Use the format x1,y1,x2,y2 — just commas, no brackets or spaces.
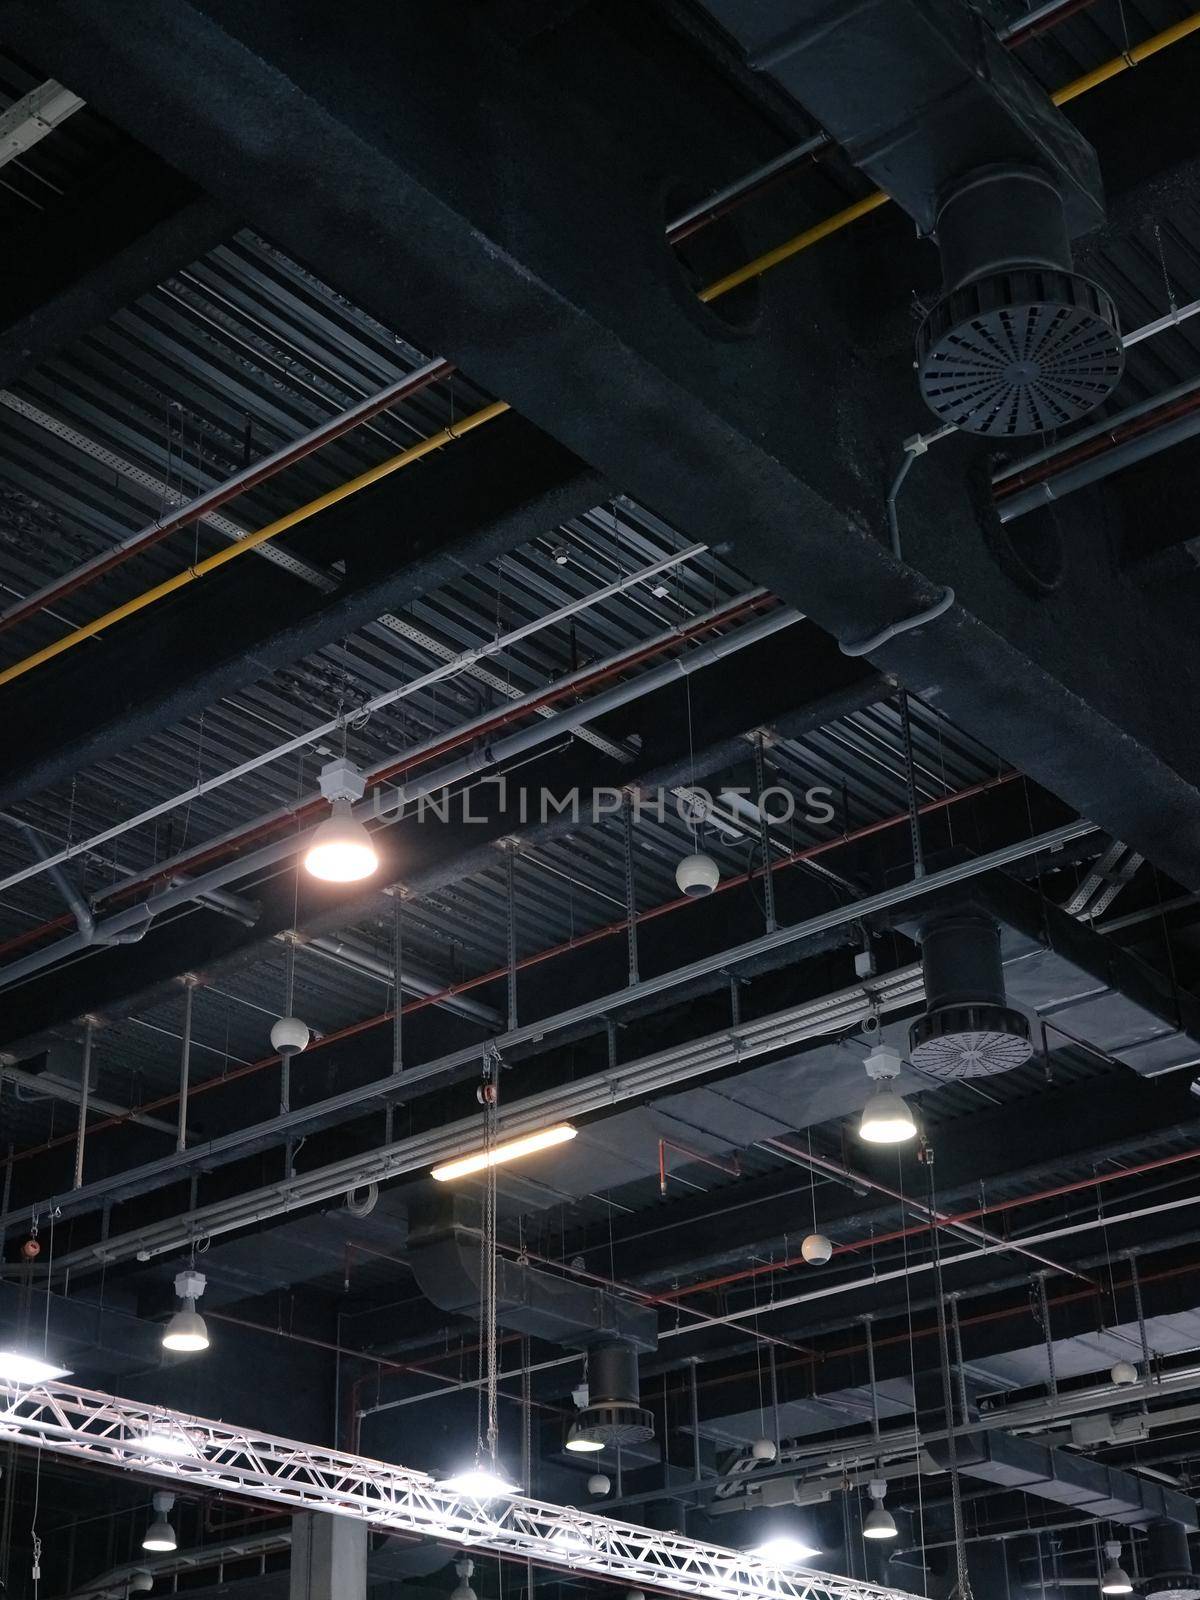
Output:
26,1041,97,1094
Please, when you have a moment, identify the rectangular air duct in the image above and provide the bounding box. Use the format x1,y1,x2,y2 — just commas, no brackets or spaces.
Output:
926,1430,1197,1528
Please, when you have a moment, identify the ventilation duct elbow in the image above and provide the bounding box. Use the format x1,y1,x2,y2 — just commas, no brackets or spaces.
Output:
908,906,1032,1078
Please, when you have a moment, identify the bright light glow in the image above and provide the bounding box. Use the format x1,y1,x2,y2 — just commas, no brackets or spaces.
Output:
862,1504,898,1540
135,1426,200,1460
162,1309,210,1352
0,1351,70,1384
441,1466,519,1498
858,1087,916,1145
551,1527,592,1553
564,1433,605,1453
303,802,379,883
1101,1545,1133,1595
142,1520,177,1553
751,1538,821,1565
431,1124,577,1182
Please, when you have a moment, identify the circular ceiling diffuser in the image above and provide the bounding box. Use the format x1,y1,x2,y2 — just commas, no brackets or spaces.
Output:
917,268,1123,437
909,1003,1033,1079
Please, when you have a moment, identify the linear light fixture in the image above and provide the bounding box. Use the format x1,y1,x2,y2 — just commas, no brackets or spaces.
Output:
431,1124,576,1182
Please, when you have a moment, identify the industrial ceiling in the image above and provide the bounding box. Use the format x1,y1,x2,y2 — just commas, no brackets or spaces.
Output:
1,5,1200,1600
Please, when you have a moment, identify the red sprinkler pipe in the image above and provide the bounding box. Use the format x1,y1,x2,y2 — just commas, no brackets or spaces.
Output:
2,767,1015,1167
0,359,454,637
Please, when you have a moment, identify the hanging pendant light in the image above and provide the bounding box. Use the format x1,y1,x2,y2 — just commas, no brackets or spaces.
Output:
1101,1541,1134,1594
858,1045,916,1144
863,1478,897,1539
304,760,378,883
162,1269,209,1353
141,1493,177,1553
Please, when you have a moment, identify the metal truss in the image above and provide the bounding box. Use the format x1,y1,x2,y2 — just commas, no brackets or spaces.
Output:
0,1381,921,1600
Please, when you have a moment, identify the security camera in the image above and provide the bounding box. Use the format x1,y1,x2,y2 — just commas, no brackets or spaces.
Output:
676,852,720,898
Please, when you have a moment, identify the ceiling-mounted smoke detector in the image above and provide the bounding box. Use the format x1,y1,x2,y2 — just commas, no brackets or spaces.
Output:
909,908,1032,1079
916,165,1123,436
564,1343,654,1452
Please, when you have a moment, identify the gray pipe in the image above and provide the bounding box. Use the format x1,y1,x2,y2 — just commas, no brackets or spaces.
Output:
995,375,1200,522
0,609,799,995
305,935,501,1027
14,819,95,939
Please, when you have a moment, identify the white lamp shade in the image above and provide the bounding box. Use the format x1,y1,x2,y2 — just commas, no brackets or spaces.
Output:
162,1308,210,1352
863,1503,898,1539
1101,1565,1133,1594
859,1086,916,1144
304,803,379,883
142,1518,176,1552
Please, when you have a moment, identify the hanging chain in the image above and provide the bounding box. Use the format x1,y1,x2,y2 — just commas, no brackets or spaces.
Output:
754,733,776,933
898,690,925,879
623,795,639,985
1037,1272,1057,1400
392,892,404,1076
478,1046,502,1465
929,1153,972,1600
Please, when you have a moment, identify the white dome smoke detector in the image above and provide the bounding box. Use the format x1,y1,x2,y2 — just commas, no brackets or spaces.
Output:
676,852,720,898
751,1437,778,1462
587,1473,612,1496
801,1233,833,1265
270,1016,310,1058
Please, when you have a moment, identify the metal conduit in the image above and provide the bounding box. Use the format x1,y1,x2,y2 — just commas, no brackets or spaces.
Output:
0,606,795,993
3,766,1017,1173
0,400,509,689
0,357,454,636
994,373,1200,520
0,542,707,901
8,820,1090,1252
0,587,763,967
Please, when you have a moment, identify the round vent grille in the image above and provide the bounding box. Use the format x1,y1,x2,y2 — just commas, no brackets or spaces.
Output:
917,268,1123,437
1141,1578,1200,1600
571,1402,655,1447
909,1004,1033,1079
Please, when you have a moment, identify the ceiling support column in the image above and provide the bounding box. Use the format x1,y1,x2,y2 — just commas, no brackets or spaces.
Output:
289,1514,367,1600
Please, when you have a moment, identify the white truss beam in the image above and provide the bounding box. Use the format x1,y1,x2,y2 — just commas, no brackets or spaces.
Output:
0,1381,922,1600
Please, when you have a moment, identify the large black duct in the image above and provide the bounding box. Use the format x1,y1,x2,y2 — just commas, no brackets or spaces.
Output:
406,1194,657,1353
567,1341,655,1449
692,0,1122,435
1139,1521,1200,1600
908,905,1032,1078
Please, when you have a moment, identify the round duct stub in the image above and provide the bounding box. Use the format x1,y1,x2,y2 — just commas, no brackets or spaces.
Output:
569,1401,655,1448
1139,1576,1200,1600
917,267,1123,437
908,1002,1033,1079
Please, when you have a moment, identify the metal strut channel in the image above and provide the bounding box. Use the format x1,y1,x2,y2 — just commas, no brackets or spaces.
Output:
0,1381,925,1600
